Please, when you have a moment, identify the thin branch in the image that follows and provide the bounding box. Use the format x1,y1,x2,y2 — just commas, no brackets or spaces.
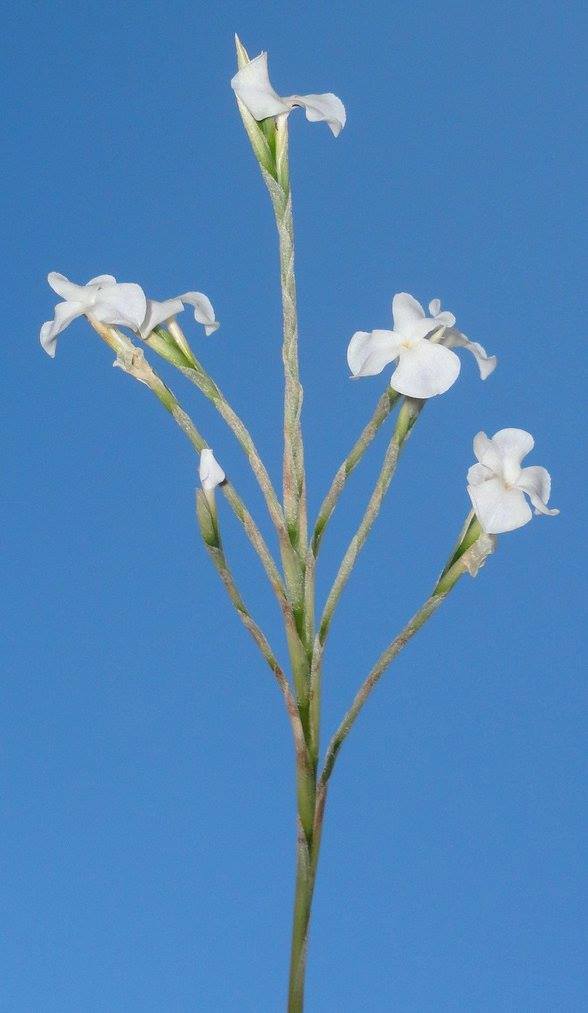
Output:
310,388,400,557
196,492,312,782
308,398,424,758
319,524,497,785
87,319,296,630
320,592,446,785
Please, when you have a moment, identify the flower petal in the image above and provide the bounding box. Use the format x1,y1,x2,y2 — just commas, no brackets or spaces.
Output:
347,329,402,378
472,431,502,473
199,448,225,491
517,466,559,516
434,310,456,327
406,316,443,342
293,92,346,136
140,297,184,338
230,52,291,120
392,292,426,333
39,300,85,357
442,329,497,379
390,341,460,398
181,292,219,335
467,462,493,486
468,476,532,534
48,272,94,306
492,428,534,467
92,283,147,330
86,274,117,288
428,298,441,317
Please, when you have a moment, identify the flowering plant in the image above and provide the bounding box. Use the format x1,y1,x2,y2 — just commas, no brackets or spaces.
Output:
41,37,558,1011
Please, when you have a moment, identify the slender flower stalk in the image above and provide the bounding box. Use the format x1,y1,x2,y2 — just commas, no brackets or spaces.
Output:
308,397,424,760
233,37,308,616
196,489,313,796
86,318,294,627
320,524,497,786
156,322,286,543
310,388,400,557
164,324,309,693
144,318,310,685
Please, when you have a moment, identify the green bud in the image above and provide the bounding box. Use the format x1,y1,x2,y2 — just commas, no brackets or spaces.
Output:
196,489,219,547
145,327,194,369
233,35,278,180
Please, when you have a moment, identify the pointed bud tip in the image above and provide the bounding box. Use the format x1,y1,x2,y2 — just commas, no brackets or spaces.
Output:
234,33,250,68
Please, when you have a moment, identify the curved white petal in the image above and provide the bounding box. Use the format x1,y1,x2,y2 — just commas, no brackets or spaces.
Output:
434,310,456,327
199,448,225,491
442,330,497,379
48,272,94,306
392,292,426,334
293,92,346,136
390,340,460,398
473,431,502,473
468,476,532,534
86,274,117,288
140,297,184,338
92,283,147,329
39,300,85,357
405,316,442,342
181,291,219,335
347,329,402,378
467,462,493,486
428,298,441,317
230,52,291,120
517,466,559,516
492,428,534,468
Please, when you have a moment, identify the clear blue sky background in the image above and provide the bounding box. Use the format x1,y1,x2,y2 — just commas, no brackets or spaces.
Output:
3,1,586,1009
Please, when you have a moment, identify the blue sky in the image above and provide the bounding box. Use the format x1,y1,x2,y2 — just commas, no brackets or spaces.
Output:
3,1,587,1009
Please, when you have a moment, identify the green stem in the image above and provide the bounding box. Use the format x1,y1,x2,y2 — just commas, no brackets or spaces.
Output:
287,779,326,1012
309,398,424,759
320,521,496,786
261,144,307,562
87,318,293,630
311,388,400,557
196,490,311,781
161,335,309,697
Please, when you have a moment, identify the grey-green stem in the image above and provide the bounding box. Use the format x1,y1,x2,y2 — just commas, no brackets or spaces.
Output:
320,525,496,786
87,319,296,635
308,397,424,760
196,490,314,823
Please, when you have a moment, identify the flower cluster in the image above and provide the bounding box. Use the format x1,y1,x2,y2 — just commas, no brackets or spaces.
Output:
40,45,558,540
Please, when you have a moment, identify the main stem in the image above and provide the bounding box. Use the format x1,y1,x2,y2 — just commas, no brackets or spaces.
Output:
288,782,327,1012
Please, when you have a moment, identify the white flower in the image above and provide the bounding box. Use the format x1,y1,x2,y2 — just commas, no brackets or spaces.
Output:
140,291,219,339
467,429,559,534
347,292,497,398
40,272,146,358
199,449,225,492
231,51,346,137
